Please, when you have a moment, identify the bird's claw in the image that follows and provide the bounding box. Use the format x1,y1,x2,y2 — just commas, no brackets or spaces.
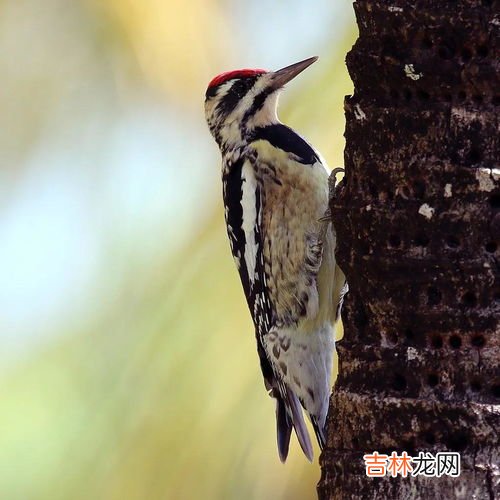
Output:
328,167,345,196
318,168,344,234
318,212,331,223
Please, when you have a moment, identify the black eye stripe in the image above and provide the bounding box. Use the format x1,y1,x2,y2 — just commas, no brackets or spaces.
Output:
217,79,254,115
205,76,259,111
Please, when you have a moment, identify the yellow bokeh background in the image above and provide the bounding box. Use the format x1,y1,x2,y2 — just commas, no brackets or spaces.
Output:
0,1,356,498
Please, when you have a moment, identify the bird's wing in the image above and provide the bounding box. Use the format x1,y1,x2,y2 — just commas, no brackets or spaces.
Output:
223,155,314,461
222,156,273,333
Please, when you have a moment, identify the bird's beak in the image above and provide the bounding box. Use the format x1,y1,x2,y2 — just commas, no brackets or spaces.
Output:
269,56,318,90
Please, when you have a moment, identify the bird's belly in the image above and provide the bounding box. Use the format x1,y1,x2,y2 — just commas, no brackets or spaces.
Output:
259,156,333,330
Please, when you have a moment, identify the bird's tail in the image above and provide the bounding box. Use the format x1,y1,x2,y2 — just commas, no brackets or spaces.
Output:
310,414,327,450
275,395,292,462
275,384,314,462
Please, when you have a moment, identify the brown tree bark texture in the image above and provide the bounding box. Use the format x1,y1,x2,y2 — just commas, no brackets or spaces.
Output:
319,1,499,499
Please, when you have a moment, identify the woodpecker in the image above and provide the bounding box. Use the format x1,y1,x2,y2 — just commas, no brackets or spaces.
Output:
204,57,347,462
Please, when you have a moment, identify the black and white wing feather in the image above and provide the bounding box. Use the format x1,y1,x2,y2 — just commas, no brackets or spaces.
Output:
222,157,272,331
222,156,314,462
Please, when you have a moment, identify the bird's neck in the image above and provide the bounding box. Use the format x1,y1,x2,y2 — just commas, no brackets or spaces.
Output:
247,97,279,130
218,101,280,154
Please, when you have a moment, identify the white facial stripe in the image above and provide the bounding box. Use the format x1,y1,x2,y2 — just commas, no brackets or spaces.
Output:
216,80,235,100
241,161,258,283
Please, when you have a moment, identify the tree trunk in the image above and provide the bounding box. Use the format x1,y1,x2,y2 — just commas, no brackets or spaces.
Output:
319,1,499,498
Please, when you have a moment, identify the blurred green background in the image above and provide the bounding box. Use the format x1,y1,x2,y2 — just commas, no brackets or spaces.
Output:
0,1,356,499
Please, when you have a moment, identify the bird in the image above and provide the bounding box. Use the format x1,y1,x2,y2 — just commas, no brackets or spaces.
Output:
204,56,347,462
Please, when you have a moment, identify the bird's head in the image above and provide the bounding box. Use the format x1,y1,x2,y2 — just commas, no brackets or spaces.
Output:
204,56,318,150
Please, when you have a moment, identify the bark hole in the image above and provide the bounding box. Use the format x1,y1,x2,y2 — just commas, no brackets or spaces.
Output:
388,234,401,248
427,286,441,306
461,291,477,307
392,373,407,392
446,433,469,452
427,373,439,387
489,194,500,209
424,432,436,445
470,380,482,392
470,334,486,348
485,241,497,253
461,47,473,61
466,147,482,165
446,235,460,248
404,327,415,343
414,233,430,247
491,384,500,399
477,45,488,57
430,335,443,349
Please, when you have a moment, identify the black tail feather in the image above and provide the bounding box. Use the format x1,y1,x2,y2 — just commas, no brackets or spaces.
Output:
276,396,292,463
310,415,326,450
285,388,314,461
272,385,314,462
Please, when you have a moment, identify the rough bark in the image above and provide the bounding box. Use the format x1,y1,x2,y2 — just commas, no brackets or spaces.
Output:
319,1,499,498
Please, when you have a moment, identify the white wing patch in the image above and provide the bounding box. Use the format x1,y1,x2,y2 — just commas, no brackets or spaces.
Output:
241,161,259,284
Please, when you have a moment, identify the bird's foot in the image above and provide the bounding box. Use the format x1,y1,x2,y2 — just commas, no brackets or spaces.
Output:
328,167,345,198
319,168,345,224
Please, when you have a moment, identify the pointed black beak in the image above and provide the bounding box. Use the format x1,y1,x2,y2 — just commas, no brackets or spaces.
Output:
269,56,318,90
